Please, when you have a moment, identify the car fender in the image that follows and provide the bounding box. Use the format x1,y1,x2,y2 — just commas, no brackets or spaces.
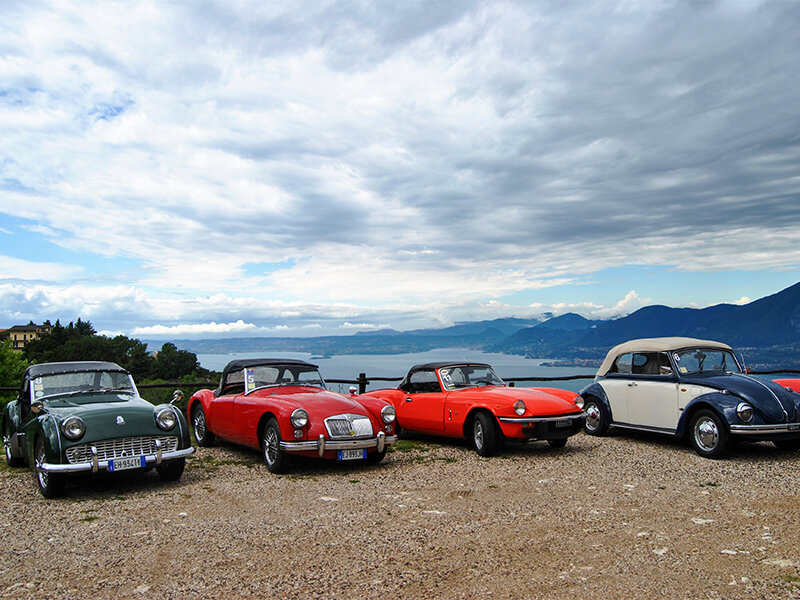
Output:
25,413,62,464
676,392,737,438
153,402,192,448
579,382,614,422
460,404,499,438
2,400,23,458
186,389,215,429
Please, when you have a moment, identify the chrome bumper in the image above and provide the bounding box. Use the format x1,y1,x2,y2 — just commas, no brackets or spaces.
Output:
497,412,586,425
729,423,800,435
39,446,194,474
280,432,398,457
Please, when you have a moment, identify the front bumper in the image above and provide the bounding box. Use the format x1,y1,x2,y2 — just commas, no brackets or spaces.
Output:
729,423,800,436
498,412,586,440
39,445,194,474
280,431,398,457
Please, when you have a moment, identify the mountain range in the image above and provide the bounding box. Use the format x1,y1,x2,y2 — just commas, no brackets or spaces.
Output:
158,281,800,369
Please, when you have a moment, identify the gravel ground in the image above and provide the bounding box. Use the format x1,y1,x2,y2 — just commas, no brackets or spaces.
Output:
2,431,800,600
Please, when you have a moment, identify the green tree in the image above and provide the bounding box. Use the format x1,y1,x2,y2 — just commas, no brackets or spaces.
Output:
0,339,28,406
150,343,199,380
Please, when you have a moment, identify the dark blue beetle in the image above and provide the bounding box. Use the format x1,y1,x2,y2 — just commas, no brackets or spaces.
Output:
580,337,800,458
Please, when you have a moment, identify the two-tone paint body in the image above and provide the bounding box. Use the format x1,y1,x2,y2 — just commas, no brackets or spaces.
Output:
581,337,800,457
186,359,397,470
2,361,193,497
365,362,585,455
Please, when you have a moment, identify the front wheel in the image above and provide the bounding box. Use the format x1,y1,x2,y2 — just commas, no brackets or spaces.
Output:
773,438,800,451
582,398,609,436
156,458,186,481
4,423,23,467
191,404,215,447
35,437,65,499
689,409,731,459
262,419,291,474
365,448,386,465
472,412,498,457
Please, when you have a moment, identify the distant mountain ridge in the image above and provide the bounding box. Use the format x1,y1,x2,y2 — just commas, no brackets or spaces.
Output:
155,282,800,370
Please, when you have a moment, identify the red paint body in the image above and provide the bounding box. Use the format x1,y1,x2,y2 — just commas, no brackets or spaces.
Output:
774,378,800,393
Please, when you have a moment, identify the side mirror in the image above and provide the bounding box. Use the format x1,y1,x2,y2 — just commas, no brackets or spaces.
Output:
349,386,358,395
31,401,44,414
171,390,184,405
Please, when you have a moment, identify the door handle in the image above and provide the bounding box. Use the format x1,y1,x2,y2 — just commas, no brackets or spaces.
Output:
627,382,638,387
405,397,413,403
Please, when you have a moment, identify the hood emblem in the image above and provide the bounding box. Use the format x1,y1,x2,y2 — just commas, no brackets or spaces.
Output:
116,416,125,425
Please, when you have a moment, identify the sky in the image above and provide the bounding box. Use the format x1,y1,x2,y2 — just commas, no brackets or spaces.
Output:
1,0,799,340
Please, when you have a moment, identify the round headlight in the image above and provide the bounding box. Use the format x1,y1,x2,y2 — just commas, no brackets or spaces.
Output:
736,402,753,423
381,404,396,424
574,395,585,409
156,408,178,430
61,416,85,440
290,408,309,428
514,400,526,416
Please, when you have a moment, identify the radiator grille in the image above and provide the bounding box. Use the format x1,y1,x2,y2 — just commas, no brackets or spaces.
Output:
66,436,179,464
324,414,373,439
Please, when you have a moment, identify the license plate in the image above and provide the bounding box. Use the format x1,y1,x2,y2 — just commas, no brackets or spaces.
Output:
108,456,146,472
555,420,572,428
338,449,367,461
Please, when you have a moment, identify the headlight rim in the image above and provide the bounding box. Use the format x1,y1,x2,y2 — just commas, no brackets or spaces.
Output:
736,402,754,423
290,408,309,429
156,407,178,431
381,404,396,424
514,400,526,416
61,416,86,440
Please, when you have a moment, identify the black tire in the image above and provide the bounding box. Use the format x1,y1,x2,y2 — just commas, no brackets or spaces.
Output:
472,412,498,457
773,438,800,451
365,448,386,465
583,397,609,436
156,458,186,481
191,404,215,447
689,409,731,459
548,438,568,449
262,418,291,474
34,437,65,499
4,423,23,467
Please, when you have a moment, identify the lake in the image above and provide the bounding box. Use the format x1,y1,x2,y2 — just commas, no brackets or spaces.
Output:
196,348,596,393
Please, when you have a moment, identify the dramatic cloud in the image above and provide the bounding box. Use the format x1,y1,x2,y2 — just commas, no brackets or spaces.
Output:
1,1,798,336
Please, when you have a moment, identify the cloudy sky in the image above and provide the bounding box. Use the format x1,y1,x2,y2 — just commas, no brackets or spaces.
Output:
1,0,799,340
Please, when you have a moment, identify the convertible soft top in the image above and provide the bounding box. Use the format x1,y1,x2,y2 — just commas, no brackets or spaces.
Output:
597,337,734,376
407,362,492,374
220,358,319,381
26,361,128,378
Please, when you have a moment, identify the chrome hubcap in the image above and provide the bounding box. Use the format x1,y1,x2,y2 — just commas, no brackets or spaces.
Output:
695,417,719,451
36,445,48,488
264,429,278,464
193,410,206,440
585,404,601,431
474,421,484,449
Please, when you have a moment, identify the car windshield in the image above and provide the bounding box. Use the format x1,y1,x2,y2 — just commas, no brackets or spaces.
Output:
673,348,742,375
440,365,505,390
244,365,327,392
33,370,136,401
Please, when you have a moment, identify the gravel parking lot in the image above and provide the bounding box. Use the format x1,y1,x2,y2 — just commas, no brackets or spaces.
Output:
2,432,800,599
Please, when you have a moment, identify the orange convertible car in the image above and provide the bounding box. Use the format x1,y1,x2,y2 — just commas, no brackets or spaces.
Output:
364,361,585,456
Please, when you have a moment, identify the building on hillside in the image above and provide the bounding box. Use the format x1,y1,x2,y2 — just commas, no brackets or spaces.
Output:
7,323,50,351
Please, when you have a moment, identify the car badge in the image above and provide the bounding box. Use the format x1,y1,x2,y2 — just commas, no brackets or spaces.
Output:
116,416,125,425
350,429,355,436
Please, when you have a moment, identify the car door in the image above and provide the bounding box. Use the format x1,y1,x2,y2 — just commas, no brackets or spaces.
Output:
397,369,446,434
626,352,680,431
599,353,633,423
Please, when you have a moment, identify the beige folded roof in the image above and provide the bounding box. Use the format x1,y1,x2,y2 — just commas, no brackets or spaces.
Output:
597,337,733,376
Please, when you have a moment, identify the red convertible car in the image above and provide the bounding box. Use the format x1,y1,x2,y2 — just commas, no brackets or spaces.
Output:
365,362,586,456
187,359,397,473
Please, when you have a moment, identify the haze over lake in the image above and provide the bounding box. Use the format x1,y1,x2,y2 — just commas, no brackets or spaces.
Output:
197,348,596,393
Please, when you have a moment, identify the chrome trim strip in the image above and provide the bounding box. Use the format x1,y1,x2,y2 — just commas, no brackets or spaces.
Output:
155,438,162,465
90,446,98,474
612,422,676,435
498,412,585,424
280,435,398,452
730,423,800,435
39,447,194,473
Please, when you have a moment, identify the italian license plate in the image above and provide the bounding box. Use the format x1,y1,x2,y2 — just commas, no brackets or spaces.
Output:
555,420,571,428
108,456,146,472
338,449,367,461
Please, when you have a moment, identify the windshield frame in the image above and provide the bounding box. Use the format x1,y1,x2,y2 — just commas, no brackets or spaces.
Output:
29,370,139,403
243,364,328,394
672,347,743,376
439,365,506,391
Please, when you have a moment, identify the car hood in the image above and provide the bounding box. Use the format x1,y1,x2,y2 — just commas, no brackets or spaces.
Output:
683,373,797,422
456,386,582,416
43,394,171,441
256,387,371,417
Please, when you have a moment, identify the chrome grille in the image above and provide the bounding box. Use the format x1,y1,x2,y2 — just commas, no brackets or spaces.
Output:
66,436,179,464
324,414,373,439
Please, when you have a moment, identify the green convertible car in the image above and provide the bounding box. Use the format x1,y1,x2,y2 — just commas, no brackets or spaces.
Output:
2,361,194,498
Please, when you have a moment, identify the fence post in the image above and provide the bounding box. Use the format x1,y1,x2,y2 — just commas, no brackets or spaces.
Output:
358,372,368,395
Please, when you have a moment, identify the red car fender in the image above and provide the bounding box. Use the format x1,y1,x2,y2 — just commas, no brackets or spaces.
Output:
774,378,800,393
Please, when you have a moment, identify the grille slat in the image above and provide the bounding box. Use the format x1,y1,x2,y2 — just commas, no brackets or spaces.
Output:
66,436,179,464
